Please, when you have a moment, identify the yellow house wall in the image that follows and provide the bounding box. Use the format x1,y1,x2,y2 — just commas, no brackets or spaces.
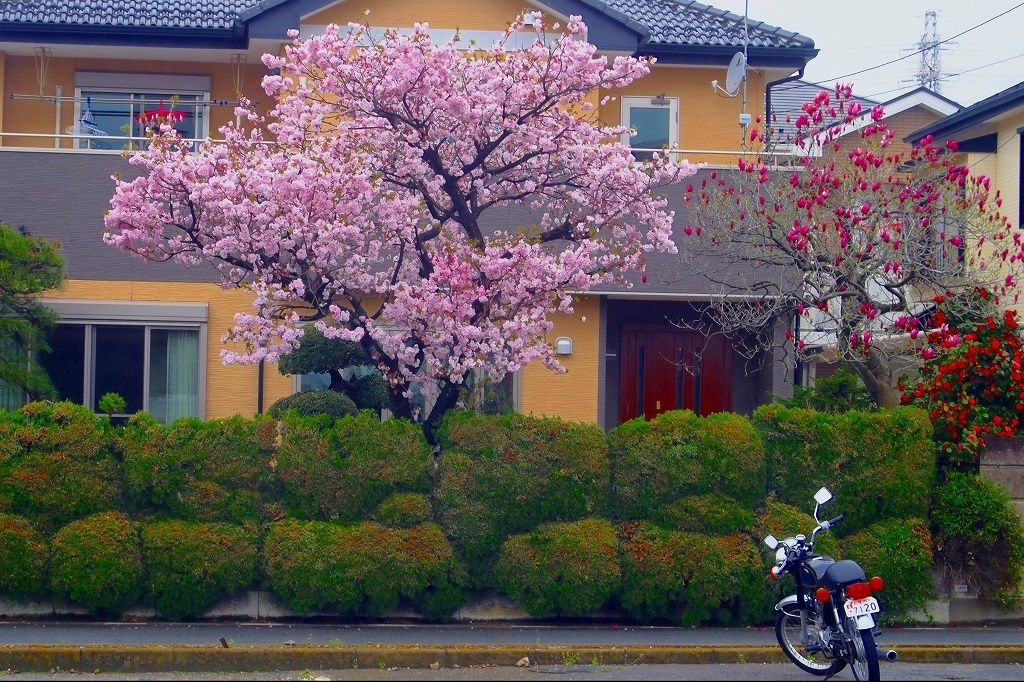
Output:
45,280,294,419
994,111,1023,234
305,0,545,30
2,55,271,148
518,296,601,424
602,66,768,165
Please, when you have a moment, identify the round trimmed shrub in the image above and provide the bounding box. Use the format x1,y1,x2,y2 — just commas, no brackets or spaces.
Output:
0,401,124,533
435,412,611,587
842,517,933,619
659,494,754,535
0,514,47,599
754,500,840,558
120,413,281,523
608,410,765,520
267,390,358,422
141,520,259,621
263,519,463,620
931,472,1024,605
376,493,432,528
276,411,432,522
494,518,620,617
50,512,144,616
617,521,764,626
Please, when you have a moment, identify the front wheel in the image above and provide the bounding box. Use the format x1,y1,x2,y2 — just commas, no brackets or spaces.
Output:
843,613,880,681
775,606,840,676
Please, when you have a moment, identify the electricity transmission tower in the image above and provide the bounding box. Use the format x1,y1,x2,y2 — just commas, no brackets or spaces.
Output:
915,10,946,92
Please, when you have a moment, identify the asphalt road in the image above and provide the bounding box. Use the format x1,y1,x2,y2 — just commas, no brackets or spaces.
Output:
0,662,1021,680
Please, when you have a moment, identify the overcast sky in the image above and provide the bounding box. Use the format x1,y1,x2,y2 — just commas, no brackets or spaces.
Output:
710,0,1024,107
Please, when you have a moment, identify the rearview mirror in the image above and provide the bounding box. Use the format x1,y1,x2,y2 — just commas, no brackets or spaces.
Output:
814,487,833,505
764,535,779,549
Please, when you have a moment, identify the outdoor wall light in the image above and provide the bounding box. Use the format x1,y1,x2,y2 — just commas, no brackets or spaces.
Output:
554,337,573,355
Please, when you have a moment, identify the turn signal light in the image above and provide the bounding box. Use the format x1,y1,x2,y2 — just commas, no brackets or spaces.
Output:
769,567,782,581
846,581,872,600
815,587,831,603
870,576,884,591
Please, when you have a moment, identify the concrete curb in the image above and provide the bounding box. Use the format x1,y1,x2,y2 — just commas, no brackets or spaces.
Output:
0,645,1022,672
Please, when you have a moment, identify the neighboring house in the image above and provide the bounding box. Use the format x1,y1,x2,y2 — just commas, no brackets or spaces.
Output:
906,80,1023,245
0,0,817,430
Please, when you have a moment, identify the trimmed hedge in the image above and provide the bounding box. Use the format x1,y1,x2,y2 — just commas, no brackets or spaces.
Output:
267,390,359,422
50,512,144,616
141,520,259,621
608,410,765,520
263,519,463,620
0,514,47,599
754,405,936,533
494,518,620,617
0,402,124,533
120,413,280,523
376,493,432,528
842,517,933,618
659,493,754,535
275,411,432,522
754,500,841,559
617,521,764,626
435,412,611,585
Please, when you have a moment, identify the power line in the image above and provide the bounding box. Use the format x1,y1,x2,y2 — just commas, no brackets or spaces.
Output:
856,52,1024,101
802,2,1024,87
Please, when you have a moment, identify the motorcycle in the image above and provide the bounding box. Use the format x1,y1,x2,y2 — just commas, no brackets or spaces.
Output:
763,487,898,681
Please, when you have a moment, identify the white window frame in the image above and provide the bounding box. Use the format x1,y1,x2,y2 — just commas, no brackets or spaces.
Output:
620,95,679,156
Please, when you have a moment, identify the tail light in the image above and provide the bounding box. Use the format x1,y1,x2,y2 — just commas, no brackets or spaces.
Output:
870,576,884,591
846,581,872,600
815,587,831,603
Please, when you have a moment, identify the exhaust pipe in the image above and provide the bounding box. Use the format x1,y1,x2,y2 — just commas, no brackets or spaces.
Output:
876,648,898,662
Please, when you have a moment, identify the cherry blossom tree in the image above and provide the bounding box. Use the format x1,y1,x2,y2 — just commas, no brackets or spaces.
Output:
678,85,1022,409
104,15,697,440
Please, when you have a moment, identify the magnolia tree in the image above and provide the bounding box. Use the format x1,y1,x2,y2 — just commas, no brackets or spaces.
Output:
104,15,697,440
678,84,1022,408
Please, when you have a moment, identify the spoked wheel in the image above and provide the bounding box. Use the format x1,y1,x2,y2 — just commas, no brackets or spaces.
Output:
843,614,880,681
775,607,842,676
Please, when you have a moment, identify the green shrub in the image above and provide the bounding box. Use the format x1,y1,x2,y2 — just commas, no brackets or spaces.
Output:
120,413,280,523
776,364,876,413
754,405,935,532
434,412,611,586
931,472,1024,605
376,493,432,528
267,390,359,422
608,410,765,520
617,521,764,626
754,501,840,559
494,518,620,617
659,494,754,535
276,411,431,522
0,514,47,599
50,512,144,616
263,519,463,620
842,517,933,619
0,401,124,533
141,520,259,621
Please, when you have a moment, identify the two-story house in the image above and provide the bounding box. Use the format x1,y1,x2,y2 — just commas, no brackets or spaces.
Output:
0,0,818,429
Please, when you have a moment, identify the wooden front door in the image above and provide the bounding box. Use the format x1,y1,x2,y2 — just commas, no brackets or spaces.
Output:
619,325,731,423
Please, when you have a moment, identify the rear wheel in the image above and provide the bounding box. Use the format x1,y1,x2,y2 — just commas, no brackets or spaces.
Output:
775,607,840,675
843,613,880,681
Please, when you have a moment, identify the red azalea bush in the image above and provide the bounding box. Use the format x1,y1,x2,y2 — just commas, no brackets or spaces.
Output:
901,290,1024,465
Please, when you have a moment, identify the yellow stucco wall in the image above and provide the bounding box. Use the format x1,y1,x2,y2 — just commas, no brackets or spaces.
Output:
518,296,601,424
46,280,294,419
994,111,1023,234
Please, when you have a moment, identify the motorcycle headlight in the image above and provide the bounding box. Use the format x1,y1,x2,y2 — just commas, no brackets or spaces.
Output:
775,547,788,562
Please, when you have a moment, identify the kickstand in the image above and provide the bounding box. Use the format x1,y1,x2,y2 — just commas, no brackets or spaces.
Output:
823,661,845,681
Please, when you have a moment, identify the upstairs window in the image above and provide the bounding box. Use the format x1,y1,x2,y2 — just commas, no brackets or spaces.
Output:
74,72,211,148
621,96,678,162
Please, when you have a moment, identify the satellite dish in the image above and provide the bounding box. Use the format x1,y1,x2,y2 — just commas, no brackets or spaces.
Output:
724,51,747,95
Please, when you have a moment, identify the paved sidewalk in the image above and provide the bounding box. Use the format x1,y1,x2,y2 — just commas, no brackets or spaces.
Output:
0,622,1021,673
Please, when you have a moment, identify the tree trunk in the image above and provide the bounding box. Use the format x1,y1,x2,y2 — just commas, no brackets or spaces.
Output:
848,348,901,410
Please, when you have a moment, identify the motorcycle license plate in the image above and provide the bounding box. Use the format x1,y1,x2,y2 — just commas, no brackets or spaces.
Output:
843,596,880,618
